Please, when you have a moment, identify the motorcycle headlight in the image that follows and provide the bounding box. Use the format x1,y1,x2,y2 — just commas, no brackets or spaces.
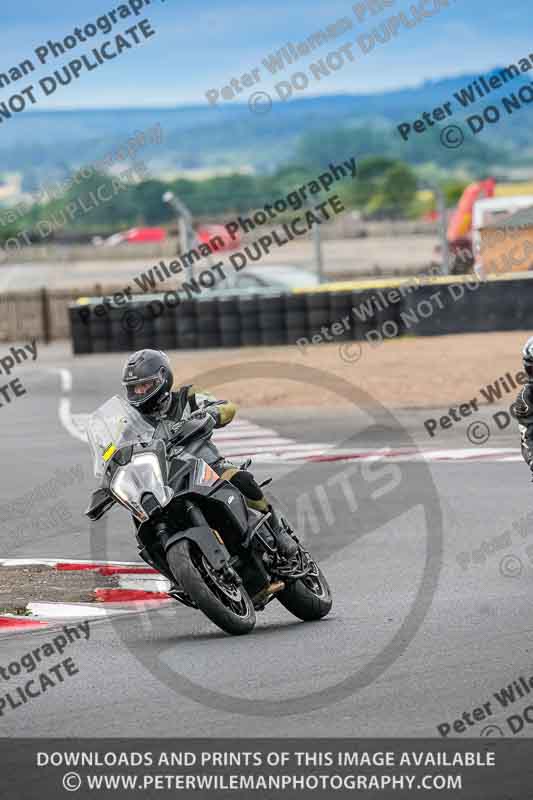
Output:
111,453,172,519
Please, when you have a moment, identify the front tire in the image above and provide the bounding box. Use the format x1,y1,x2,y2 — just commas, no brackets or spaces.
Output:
277,560,332,621
167,539,256,636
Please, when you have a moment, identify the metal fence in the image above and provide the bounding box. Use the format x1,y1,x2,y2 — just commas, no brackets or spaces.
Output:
0,287,121,343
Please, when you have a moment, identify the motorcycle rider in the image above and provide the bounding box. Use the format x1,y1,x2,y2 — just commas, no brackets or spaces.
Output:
121,349,297,557
515,336,533,473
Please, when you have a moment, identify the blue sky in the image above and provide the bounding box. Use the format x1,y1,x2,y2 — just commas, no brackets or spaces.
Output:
0,0,528,108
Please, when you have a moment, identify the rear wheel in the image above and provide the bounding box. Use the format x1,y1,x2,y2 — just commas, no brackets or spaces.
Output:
167,539,256,635
277,560,332,621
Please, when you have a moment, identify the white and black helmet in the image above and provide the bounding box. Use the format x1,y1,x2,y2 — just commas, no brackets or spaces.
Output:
122,349,173,414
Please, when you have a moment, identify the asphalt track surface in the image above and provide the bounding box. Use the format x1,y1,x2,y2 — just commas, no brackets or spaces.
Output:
1,345,533,741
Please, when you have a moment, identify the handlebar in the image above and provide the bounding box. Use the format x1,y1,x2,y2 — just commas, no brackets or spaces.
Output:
169,412,215,444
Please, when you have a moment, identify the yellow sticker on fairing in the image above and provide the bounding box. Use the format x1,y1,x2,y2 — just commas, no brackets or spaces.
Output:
103,444,117,462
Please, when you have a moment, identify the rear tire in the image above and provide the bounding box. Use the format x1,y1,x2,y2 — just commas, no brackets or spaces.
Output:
167,539,256,635
277,561,332,621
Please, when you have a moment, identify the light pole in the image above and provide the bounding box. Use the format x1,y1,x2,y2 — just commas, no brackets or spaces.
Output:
419,181,449,276
303,196,325,283
162,191,196,281
434,185,449,276
312,218,325,283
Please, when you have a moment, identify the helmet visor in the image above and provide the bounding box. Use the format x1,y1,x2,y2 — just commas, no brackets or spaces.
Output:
123,373,163,407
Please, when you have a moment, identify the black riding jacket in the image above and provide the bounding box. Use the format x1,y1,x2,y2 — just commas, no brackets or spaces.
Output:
514,382,533,466
146,384,237,467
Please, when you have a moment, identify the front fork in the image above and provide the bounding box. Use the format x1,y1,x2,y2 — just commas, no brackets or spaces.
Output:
184,500,205,527
182,501,243,587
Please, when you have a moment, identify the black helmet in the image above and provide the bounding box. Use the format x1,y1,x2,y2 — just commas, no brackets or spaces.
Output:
122,349,173,414
523,337,533,380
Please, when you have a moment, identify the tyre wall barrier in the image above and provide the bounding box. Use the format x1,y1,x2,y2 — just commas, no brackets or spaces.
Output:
69,275,533,354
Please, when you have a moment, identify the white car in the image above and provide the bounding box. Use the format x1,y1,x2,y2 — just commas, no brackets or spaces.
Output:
203,264,320,296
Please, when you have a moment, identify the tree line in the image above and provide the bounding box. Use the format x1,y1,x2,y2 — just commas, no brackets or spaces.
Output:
0,149,469,244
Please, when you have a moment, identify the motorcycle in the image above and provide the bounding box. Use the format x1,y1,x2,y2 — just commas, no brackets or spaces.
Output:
85,395,332,636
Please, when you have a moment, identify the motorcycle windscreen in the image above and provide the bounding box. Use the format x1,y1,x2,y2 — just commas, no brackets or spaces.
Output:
86,395,156,478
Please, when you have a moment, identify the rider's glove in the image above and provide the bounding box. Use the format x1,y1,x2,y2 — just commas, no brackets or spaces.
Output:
204,405,221,425
190,406,219,427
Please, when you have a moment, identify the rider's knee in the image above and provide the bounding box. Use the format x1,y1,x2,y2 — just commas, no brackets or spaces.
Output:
229,470,264,502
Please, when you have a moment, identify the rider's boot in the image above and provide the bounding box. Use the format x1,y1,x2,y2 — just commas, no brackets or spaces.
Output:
245,494,298,559
267,504,298,559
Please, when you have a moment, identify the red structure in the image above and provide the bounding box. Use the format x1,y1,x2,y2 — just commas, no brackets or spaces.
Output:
446,179,495,269
123,227,167,243
196,224,241,252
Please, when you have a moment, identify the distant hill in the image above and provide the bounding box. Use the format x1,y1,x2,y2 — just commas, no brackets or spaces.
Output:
0,68,531,191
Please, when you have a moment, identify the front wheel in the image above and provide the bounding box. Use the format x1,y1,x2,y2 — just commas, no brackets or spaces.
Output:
167,539,256,636
277,560,332,621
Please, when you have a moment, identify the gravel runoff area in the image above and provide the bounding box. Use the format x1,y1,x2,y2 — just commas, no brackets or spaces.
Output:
168,330,530,410
0,567,119,614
